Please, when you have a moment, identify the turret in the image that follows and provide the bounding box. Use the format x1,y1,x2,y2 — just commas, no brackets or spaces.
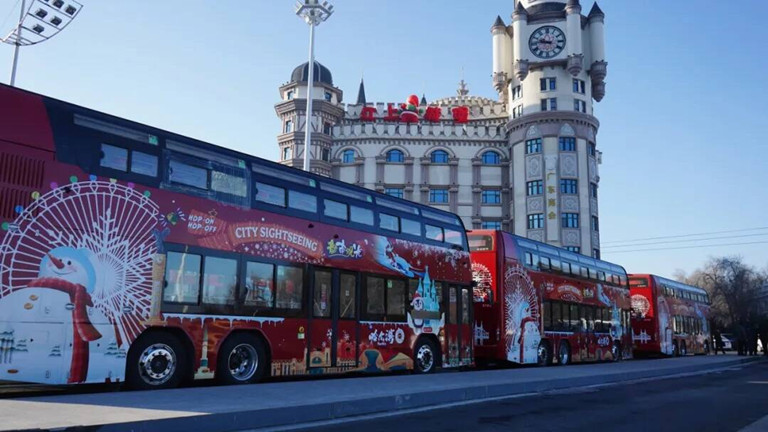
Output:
491,15,511,95
511,1,529,81
565,0,583,76
588,2,607,101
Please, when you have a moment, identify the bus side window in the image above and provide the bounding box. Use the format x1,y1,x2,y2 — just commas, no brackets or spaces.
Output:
461,288,470,325
552,302,563,331
365,276,386,318
586,306,595,331
313,270,332,318
569,303,579,332
387,279,406,322
202,256,237,306
448,286,458,325
244,261,274,309
163,251,202,304
276,265,304,311
543,301,552,331
339,273,357,319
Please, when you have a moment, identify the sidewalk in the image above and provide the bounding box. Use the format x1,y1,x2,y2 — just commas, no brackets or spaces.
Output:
0,354,762,432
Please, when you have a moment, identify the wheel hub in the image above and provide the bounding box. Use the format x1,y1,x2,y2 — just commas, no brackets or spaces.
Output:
229,343,258,381
139,343,176,384
417,345,434,371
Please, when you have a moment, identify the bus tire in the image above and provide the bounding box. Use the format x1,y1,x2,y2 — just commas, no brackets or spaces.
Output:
681,341,688,356
537,341,552,366
413,338,439,374
557,341,571,366
217,333,268,385
126,331,187,390
672,341,679,357
612,342,622,362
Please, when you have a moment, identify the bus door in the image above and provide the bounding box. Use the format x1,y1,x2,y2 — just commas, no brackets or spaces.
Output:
308,268,358,370
444,285,461,367
460,287,473,365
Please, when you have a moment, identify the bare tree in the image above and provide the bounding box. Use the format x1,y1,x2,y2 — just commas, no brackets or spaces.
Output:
686,256,766,327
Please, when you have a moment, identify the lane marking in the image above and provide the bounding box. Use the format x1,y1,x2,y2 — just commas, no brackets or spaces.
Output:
255,363,763,432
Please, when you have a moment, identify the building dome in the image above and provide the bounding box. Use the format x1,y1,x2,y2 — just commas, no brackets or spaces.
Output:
290,61,334,86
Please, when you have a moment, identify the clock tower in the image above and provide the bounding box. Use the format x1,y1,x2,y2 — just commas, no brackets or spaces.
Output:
492,0,607,258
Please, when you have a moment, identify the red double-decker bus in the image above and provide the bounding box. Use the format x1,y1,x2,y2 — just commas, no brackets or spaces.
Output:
469,230,632,366
0,84,473,389
629,274,711,357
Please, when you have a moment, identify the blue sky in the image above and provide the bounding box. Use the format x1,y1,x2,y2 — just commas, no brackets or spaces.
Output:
2,0,767,278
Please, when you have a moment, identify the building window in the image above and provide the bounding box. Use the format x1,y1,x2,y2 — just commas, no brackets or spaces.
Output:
593,249,601,259
526,138,542,154
284,119,293,134
541,98,557,111
512,85,522,100
324,91,332,102
591,216,599,231
384,188,403,199
386,149,404,162
562,212,579,228
482,189,501,204
481,221,501,230
590,182,598,198
589,142,596,157
527,214,544,229
566,246,581,254
540,77,556,91
321,148,330,162
323,122,332,135
342,149,356,164
429,189,449,203
559,137,576,151
431,150,449,163
572,79,585,94
282,147,292,161
287,90,295,100
512,104,523,119
526,180,543,196
482,151,500,165
574,99,587,113
560,179,578,194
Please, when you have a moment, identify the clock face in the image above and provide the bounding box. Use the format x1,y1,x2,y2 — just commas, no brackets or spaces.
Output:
529,26,566,59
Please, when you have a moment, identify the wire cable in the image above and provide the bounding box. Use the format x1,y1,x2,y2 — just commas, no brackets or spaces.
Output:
0,0,22,37
601,226,768,245
602,232,768,249
603,240,768,254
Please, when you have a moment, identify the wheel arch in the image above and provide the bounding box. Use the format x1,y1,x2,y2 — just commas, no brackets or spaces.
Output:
414,333,442,366
216,329,273,373
127,326,196,383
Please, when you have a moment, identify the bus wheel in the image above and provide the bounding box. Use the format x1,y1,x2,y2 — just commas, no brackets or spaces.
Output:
672,341,679,357
126,332,187,390
217,333,267,385
414,338,439,374
537,341,552,366
557,342,571,366
611,342,622,362
680,341,688,356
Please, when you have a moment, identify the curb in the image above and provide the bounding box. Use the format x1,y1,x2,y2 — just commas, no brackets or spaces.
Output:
35,357,765,432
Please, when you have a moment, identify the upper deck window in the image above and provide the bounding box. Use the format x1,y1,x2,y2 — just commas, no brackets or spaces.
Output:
100,144,158,177
131,151,158,176
320,182,372,202
211,171,247,197
169,160,207,190
379,213,399,232
377,197,419,215
425,224,444,242
288,190,317,213
422,209,461,226
255,182,286,207
100,144,128,171
350,206,374,225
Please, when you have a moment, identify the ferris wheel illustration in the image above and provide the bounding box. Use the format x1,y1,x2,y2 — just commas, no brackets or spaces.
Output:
0,179,159,347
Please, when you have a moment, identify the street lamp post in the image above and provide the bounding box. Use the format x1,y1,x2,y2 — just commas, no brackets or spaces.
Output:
2,0,83,87
295,0,333,172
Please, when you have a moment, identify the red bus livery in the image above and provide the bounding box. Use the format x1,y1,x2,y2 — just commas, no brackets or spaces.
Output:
629,274,711,356
470,230,632,366
0,84,473,388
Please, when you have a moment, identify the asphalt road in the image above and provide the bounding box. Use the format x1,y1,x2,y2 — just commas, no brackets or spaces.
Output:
306,360,768,432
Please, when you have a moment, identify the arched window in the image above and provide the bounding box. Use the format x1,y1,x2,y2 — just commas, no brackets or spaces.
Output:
342,149,356,164
386,149,404,163
482,151,500,165
431,150,449,163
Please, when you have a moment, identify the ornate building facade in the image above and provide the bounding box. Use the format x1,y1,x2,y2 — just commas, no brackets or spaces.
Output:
275,0,607,257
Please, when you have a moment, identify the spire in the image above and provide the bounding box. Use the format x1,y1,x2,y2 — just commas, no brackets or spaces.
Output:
567,0,580,7
457,79,469,97
356,78,366,105
420,94,427,106
588,2,604,19
513,1,527,16
492,15,505,28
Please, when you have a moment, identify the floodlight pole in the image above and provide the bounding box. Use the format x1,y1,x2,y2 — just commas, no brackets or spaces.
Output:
303,21,316,172
9,0,25,87
296,0,333,172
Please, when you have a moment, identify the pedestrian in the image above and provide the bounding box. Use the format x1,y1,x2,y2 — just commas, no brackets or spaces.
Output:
746,325,756,356
760,318,768,357
735,322,747,356
713,329,726,355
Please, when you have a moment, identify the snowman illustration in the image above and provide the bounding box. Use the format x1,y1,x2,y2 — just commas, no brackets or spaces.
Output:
0,246,102,383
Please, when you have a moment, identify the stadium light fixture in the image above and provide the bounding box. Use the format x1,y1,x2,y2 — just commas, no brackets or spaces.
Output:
1,0,83,86
295,0,334,172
